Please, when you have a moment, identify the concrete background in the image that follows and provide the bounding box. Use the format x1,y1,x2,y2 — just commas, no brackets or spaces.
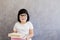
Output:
0,0,60,40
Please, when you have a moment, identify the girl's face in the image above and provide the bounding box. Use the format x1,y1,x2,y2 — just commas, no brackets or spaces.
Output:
19,13,27,23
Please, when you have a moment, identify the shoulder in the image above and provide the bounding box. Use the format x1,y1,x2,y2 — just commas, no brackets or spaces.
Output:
27,21,33,26
14,22,20,25
14,22,20,28
27,21,32,24
27,21,34,29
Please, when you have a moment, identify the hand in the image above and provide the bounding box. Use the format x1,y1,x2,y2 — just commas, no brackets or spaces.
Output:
26,36,30,40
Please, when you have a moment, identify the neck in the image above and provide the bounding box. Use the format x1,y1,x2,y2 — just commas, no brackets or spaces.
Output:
21,21,26,24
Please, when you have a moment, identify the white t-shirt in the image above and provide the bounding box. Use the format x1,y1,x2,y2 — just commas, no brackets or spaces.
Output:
13,21,33,40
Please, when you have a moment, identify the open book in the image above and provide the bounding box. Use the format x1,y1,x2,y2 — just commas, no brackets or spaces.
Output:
8,33,22,38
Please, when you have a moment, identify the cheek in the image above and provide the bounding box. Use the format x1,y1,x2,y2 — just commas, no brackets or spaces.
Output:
20,17,27,20
24,17,27,20
25,17,27,19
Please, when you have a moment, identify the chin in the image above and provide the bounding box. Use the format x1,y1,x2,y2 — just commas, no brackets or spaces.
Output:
21,20,26,22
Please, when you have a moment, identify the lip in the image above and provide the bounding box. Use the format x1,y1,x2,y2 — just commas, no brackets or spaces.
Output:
22,19,25,20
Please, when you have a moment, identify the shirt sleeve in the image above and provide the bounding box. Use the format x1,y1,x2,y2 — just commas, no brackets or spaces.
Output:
29,22,34,29
13,23,17,31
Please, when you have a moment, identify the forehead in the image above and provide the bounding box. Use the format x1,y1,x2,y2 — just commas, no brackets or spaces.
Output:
20,13,27,15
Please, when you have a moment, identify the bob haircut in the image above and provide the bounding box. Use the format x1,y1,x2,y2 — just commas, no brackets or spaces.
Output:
17,9,30,22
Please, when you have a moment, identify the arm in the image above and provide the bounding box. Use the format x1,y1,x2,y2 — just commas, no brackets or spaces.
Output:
26,29,34,40
13,28,17,33
8,29,17,37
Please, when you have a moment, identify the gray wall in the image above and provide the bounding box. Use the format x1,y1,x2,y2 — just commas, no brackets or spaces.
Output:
0,0,60,40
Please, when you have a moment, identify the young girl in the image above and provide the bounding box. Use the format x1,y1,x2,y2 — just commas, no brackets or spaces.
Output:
13,9,34,40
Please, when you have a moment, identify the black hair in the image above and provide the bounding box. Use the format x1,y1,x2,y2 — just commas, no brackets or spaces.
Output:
18,9,30,22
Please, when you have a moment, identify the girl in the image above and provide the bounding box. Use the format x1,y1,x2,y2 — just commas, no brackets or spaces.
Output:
13,9,34,40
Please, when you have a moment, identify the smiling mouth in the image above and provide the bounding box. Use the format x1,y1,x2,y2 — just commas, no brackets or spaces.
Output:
22,19,25,20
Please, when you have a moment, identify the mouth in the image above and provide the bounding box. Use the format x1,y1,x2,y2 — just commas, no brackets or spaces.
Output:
22,19,25,20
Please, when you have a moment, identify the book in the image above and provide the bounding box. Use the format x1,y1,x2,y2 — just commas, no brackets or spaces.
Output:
8,33,22,38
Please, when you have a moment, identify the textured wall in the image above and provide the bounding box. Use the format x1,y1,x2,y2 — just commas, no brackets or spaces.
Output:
0,0,60,40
